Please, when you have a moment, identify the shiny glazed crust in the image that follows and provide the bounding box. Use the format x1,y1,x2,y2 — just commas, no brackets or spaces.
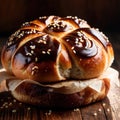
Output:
1,16,114,83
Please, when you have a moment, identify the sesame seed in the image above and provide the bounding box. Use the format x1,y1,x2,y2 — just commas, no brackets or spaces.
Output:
93,112,97,116
26,52,32,56
96,28,99,31
38,39,42,43
43,41,47,44
107,108,110,112
5,106,8,108
48,49,51,51
31,50,34,54
32,66,39,70
7,41,12,46
33,29,37,33
13,99,16,103
9,103,13,106
47,49,51,54
43,35,47,40
75,16,78,19
19,102,22,105
35,57,38,62
66,16,72,18
45,110,52,116
79,37,84,42
39,16,47,19
27,107,31,111
102,103,106,106
77,31,83,37
31,66,39,75
30,45,36,49
47,51,50,54
42,51,46,54
22,22,29,26
66,39,69,42
77,43,82,47
71,46,74,50
98,108,102,112
27,31,30,34
73,108,79,111
73,50,76,54
50,27,54,29
31,71,35,75
12,109,17,113
8,36,13,41
3,102,8,107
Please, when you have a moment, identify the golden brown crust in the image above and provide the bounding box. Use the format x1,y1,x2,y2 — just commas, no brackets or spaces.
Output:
1,16,114,83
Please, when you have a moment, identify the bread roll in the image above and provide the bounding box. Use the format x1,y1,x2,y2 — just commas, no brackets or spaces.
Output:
1,16,114,83
1,16,115,108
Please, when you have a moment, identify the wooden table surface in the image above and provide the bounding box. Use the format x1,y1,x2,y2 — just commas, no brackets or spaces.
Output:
0,33,120,120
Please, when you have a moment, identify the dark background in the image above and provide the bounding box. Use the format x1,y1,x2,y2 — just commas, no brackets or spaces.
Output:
0,0,120,70
0,0,120,36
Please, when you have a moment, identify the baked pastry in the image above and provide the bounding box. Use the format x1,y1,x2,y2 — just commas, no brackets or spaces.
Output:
1,16,115,108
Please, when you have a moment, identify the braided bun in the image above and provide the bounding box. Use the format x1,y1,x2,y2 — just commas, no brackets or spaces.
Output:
1,16,115,108
1,16,114,83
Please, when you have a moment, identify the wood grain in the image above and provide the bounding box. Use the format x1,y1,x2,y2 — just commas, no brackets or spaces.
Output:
0,82,119,120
